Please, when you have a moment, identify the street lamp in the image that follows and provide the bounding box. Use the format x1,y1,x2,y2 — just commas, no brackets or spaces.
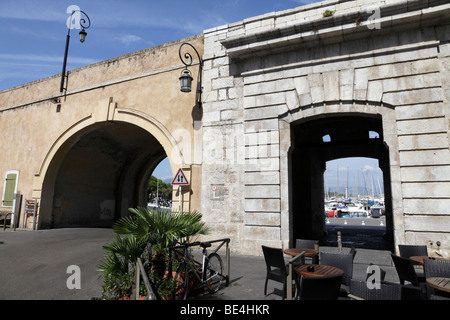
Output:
60,10,91,94
178,42,202,107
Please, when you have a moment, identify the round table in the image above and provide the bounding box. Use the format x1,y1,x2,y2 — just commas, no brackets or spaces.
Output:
295,264,344,278
409,255,450,265
426,277,450,293
284,248,319,257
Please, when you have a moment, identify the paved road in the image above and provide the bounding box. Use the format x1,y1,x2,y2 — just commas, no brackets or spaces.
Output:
0,227,398,300
0,228,113,300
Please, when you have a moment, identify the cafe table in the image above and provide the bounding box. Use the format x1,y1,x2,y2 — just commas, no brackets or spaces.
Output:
409,255,450,265
284,248,320,264
295,264,344,278
426,277,450,294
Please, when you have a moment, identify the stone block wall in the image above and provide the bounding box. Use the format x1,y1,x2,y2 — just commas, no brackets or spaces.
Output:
201,0,450,255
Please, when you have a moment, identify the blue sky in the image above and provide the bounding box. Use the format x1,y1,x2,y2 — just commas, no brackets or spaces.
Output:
0,0,317,92
0,0,384,189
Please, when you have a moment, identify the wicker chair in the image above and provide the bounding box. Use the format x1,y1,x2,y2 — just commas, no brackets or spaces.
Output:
295,239,319,264
423,258,450,278
398,244,428,278
398,244,428,259
298,275,342,300
295,239,318,249
423,258,450,299
391,254,425,286
320,251,353,295
349,279,401,300
262,245,291,299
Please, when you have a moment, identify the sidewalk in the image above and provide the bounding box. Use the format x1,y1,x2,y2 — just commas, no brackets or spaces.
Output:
199,246,398,300
0,228,398,300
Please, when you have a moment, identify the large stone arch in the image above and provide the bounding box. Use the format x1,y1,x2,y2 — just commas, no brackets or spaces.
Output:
279,100,398,250
34,102,186,228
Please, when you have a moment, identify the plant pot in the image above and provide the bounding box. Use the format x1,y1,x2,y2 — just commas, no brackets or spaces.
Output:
166,270,203,297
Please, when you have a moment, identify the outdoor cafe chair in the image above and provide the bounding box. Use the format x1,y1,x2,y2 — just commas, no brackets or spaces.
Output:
349,279,402,300
423,258,450,278
398,244,427,277
398,244,428,260
298,275,342,300
349,246,357,260
295,239,319,264
320,251,353,296
262,245,293,299
295,239,317,249
391,254,425,287
423,258,450,299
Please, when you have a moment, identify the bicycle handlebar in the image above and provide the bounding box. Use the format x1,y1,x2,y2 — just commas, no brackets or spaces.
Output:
170,238,230,250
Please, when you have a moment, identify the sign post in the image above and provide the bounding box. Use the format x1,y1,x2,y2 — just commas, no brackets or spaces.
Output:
24,199,37,230
171,168,189,211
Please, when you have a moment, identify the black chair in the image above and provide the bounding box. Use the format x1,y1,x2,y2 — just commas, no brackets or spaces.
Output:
295,239,317,249
349,246,357,260
398,245,428,278
391,254,425,286
350,279,424,300
423,258,450,278
295,239,319,264
262,245,291,299
320,251,353,295
298,275,342,300
398,244,428,260
423,258,450,299
349,279,401,300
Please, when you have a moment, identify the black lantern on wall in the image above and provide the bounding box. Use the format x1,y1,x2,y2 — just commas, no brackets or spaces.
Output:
178,42,203,107
179,69,194,93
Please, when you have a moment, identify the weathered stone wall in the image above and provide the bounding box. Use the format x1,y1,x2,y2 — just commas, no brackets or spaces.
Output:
201,0,450,255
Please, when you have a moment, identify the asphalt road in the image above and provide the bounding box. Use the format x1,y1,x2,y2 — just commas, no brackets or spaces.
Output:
0,228,114,300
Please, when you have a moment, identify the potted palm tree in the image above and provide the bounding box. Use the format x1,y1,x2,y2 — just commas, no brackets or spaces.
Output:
98,234,147,300
98,207,209,300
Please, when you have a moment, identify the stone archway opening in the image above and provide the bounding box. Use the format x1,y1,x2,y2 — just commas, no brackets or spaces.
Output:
289,113,394,250
40,121,170,228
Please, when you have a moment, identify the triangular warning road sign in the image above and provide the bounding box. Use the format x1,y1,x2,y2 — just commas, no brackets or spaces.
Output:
172,168,189,185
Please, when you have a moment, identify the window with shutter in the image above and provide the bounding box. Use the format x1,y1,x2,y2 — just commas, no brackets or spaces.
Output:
2,171,19,207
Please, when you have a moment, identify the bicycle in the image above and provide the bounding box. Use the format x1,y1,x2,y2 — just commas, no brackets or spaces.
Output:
170,239,229,300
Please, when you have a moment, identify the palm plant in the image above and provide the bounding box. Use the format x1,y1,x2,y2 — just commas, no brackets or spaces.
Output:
98,234,148,299
98,207,210,299
113,207,210,276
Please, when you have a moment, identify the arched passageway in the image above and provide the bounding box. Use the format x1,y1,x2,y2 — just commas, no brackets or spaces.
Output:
289,114,394,250
40,121,169,228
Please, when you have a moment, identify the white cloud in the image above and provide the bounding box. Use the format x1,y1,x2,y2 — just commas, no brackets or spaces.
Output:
363,165,377,172
117,34,144,47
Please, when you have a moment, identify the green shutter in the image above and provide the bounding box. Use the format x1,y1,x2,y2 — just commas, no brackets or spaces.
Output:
3,173,17,207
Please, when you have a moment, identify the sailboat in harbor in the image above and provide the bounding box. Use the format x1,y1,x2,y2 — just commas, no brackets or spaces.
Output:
324,164,385,219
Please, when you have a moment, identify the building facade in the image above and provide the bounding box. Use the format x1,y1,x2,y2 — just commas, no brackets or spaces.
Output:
200,0,450,255
0,0,449,256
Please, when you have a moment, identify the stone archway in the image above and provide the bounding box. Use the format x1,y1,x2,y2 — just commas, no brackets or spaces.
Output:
34,108,185,229
288,112,394,250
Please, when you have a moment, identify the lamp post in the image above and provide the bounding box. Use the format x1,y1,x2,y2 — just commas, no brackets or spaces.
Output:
60,10,91,94
178,42,203,107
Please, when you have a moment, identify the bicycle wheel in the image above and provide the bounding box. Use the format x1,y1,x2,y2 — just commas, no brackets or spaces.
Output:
174,262,189,300
205,253,224,293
